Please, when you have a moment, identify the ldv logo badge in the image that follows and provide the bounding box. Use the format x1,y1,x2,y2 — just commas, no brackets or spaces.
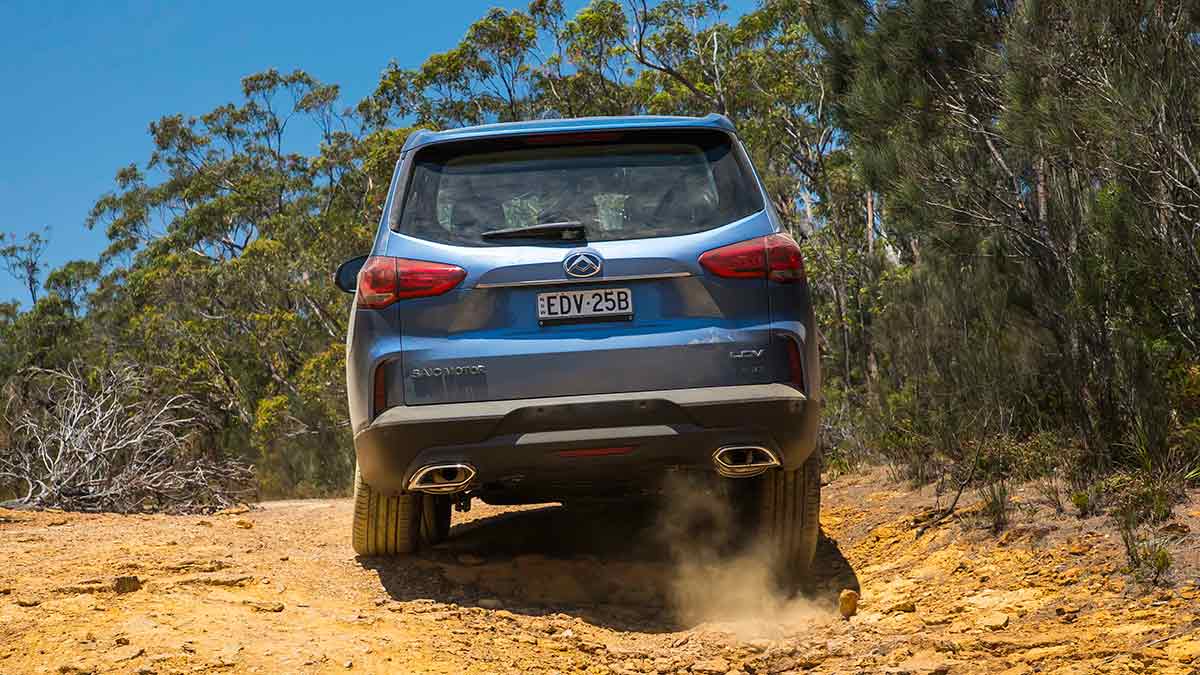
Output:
563,251,602,278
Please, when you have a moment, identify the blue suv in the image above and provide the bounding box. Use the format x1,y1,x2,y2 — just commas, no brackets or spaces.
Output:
335,114,821,578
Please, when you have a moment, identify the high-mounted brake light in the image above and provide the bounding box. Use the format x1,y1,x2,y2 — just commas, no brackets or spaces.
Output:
521,132,625,145
357,256,466,309
698,233,805,283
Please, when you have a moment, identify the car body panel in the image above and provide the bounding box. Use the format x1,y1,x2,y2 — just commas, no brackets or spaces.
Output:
385,210,777,406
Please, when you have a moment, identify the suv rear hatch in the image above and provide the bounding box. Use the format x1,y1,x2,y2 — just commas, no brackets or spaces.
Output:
384,129,778,405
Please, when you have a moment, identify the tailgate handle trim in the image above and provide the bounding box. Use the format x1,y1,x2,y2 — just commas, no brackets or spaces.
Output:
475,272,691,289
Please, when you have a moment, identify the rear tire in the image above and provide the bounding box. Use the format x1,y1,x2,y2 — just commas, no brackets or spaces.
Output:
351,464,451,555
755,446,821,585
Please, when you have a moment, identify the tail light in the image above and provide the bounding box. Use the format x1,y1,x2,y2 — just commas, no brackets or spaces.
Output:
698,233,805,283
357,256,466,309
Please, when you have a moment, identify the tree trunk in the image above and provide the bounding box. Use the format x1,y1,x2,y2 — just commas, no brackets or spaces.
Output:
866,191,876,254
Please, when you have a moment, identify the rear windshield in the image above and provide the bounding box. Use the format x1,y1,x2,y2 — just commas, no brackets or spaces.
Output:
392,129,763,246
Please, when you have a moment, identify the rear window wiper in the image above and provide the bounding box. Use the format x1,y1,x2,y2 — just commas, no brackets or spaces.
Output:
480,221,586,241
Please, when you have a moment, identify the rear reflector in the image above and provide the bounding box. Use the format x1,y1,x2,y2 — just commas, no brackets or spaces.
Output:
357,256,466,309
373,363,388,416
785,337,805,392
698,233,805,283
556,446,634,458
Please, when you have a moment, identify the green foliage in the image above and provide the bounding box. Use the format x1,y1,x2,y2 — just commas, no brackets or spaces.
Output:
1116,504,1174,586
0,229,49,303
977,479,1012,533
1070,489,1095,519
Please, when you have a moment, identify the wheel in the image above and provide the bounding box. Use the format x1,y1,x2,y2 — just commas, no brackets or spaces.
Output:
754,446,821,585
351,464,451,555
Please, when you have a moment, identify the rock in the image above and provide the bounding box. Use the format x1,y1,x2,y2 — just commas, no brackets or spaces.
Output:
897,650,950,674
15,596,40,607
0,587,11,595
457,553,485,566
887,599,917,613
692,658,730,674
109,646,144,662
1056,568,1081,585
1159,522,1189,535
195,520,212,527
976,612,1010,630
234,519,253,529
921,614,953,626
1020,645,1072,662
171,573,253,588
1067,541,1092,555
245,600,285,613
115,637,130,646
48,518,68,526
344,660,353,669
1055,604,1080,623
113,576,141,594
1165,638,1200,663
839,589,860,619
793,651,827,669
766,656,798,673
477,597,503,610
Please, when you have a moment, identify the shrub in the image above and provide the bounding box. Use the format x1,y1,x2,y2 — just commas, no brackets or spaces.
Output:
0,366,253,513
977,479,1012,533
1115,505,1173,585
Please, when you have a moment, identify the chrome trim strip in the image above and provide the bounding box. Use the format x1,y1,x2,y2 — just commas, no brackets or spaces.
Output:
475,271,692,289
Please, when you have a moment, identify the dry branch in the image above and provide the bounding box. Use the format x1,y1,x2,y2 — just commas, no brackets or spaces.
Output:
0,365,254,513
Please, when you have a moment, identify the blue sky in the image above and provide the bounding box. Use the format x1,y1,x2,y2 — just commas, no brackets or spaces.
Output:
0,0,755,305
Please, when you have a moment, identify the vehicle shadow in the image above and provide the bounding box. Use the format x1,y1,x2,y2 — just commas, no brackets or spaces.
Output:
360,500,859,634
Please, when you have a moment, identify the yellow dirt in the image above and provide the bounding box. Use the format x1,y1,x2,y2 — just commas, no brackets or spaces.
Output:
1,471,1198,674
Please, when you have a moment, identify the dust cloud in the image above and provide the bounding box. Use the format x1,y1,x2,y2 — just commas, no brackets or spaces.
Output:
654,472,832,638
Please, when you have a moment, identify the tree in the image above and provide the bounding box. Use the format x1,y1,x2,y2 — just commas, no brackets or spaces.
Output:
0,229,49,304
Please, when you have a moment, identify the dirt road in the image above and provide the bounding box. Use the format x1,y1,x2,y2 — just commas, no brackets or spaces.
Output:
2,471,1198,674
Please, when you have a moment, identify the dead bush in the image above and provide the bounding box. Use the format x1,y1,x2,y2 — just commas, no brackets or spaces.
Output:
0,366,253,513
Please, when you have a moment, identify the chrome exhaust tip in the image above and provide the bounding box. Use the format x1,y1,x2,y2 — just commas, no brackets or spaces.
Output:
713,445,781,478
407,463,477,494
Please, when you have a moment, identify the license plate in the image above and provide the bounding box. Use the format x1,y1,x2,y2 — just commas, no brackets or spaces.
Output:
537,288,633,323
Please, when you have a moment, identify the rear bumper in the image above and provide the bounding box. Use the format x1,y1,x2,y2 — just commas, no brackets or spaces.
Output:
353,383,818,497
